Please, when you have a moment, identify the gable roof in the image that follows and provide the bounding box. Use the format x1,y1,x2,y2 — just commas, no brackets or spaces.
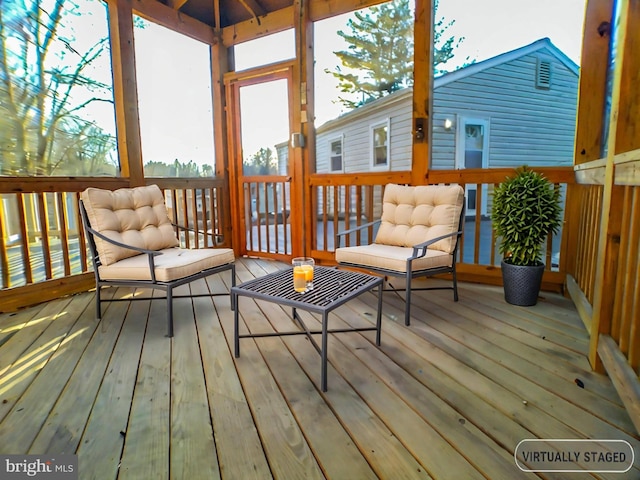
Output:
434,37,579,88
316,38,579,133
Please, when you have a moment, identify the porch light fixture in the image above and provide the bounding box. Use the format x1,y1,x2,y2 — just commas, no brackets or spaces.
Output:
444,118,454,131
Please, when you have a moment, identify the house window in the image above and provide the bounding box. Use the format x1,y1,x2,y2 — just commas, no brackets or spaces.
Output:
330,138,343,172
371,121,389,169
536,59,552,89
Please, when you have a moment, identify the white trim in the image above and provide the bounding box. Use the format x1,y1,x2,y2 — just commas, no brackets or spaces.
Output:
370,119,390,171
456,116,490,215
328,135,344,172
435,38,578,89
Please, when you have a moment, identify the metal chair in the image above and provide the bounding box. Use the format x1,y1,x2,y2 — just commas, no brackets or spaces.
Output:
80,184,235,337
336,183,464,326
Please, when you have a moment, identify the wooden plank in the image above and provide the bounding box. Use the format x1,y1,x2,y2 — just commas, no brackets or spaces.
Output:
566,274,594,334
327,306,534,480
0,296,77,421
345,298,604,479
118,293,171,479
170,293,220,479
76,292,150,480
412,293,636,435
192,277,272,480
166,285,220,479
598,335,640,435
291,311,483,479
0,273,94,314
0,293,94,451
430,284,621,406
29,292,129,454
217,265,326,479
0,302,46,348
214,263,379,479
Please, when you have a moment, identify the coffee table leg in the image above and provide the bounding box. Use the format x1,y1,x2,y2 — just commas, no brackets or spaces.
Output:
234,294,240,358
321,311,328,392
376,282,383,346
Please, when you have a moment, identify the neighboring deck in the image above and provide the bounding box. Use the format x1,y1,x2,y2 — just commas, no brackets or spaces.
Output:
0,258,638,479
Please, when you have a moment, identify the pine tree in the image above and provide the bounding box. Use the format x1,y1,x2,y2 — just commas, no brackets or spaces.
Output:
327,0,467,109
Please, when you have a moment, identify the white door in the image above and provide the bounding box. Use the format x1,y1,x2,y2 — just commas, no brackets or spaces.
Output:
456,117,489,216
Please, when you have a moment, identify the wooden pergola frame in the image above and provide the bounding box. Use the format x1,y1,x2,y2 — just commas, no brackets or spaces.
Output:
0,0,639,430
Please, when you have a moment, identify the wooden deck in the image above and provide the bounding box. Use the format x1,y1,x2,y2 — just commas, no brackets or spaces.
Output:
0,257,638,479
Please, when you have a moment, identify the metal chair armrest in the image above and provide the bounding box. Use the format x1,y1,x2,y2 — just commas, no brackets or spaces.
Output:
410,230,463,260
84,224,163,282
336,220,381,247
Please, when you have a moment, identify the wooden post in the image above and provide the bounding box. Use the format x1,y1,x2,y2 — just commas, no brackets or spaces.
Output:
562,0,614,278
412,0,433,185
108,0,144,186
588,0,632,371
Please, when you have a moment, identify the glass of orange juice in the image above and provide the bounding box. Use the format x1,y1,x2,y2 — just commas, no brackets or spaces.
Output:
292,257,314,293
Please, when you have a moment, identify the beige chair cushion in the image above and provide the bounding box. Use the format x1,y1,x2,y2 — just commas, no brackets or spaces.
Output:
81,185,179,266
98,247,235,282
335,244,452,273
374,183,464,254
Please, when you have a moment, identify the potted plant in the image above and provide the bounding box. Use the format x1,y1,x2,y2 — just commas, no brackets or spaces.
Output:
491,166,562,306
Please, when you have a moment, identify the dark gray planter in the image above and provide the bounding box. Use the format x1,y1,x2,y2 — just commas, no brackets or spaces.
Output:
500,260,545,306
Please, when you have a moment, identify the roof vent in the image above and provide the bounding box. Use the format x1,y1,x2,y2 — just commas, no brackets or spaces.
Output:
536,60,551,89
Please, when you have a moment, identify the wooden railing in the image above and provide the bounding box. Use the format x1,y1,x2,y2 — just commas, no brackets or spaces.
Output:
0,168,574,312
310,167,574,292
569,151,640,433
0,177,230,313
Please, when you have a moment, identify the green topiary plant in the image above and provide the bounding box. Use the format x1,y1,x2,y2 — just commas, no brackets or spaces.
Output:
491,166,562,267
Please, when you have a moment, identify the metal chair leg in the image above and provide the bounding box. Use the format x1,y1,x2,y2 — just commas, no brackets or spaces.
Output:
167,288,174,337
404,271,412,326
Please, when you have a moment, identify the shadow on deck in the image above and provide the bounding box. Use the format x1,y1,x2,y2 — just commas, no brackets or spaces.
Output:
0,258,637,479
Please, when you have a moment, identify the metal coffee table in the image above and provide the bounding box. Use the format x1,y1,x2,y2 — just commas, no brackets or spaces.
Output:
231,266,383,391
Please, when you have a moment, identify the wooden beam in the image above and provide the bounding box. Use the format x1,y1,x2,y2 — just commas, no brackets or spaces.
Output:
410,0,432,185
132,0,216,44
574,158,607,184
598,335,640,435
221,0,387,46
221,6,292,46
573,0,613,166
0,273,95,314
588,0,631,370
108,0,144,186
165,0,189,10
308,0,389,23
565,274,594,333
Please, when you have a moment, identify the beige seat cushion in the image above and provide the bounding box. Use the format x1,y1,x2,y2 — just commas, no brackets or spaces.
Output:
335,244,452,274
98,247,235,282
374,183,464,254
81,185,179,266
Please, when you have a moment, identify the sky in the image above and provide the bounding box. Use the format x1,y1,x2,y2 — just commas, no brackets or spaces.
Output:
66,0,588,170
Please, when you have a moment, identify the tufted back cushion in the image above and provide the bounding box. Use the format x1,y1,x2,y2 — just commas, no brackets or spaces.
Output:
374,183,464,254
81,185,179,266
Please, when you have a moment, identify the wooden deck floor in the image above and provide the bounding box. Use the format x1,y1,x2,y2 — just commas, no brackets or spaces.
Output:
0,258,638,479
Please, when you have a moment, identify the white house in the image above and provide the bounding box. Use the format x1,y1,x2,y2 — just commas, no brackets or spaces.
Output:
314,38,579,215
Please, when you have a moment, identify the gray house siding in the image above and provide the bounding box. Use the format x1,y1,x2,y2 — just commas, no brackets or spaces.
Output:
432,46,578,169
315,90,413,173
315,39,578,174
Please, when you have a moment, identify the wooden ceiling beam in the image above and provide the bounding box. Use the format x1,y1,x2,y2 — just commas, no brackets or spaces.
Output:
220,0,385,46
214,0,221,30
165,0,190,10
133,0,216,45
